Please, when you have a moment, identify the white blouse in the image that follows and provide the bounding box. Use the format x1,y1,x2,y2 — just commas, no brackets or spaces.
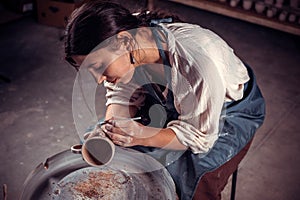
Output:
104,23,249,154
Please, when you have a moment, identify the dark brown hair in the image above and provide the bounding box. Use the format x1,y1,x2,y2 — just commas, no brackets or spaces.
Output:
64,0,182,65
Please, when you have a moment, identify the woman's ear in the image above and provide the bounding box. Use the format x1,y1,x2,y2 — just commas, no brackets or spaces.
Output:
116,31,134,51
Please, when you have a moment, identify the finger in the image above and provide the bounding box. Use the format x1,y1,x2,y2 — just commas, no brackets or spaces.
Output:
105,124,129,136
111,120,138,137
112,119,131,128
83,131,92,140
105,130,132,144
83,130,98,140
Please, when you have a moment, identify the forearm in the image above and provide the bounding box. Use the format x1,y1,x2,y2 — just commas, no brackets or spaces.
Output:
105,104,138,120
139,126,187,150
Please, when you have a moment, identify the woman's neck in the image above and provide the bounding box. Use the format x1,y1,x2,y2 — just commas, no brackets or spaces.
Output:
133,27,166,65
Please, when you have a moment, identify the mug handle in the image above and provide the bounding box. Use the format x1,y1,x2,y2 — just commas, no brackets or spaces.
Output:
70,144,82,154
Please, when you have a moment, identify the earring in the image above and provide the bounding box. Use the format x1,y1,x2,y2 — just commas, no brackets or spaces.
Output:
130,52,136,64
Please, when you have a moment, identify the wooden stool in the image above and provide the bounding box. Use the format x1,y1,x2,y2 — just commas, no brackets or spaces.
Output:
193,139,253,200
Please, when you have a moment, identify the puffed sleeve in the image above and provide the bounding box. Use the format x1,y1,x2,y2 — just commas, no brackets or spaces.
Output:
161,24,227,154
199,27,250,102
167,50,226,154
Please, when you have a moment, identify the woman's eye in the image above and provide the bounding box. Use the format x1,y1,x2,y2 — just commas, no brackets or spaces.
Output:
94,64,106,73
94,63,102,69
87,63,102,72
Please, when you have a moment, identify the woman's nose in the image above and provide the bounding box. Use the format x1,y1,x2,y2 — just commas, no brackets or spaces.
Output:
97,75,106,84
88,68,106,84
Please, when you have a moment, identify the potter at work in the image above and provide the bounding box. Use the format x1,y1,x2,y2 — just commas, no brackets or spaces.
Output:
63,1,266,199
71,117,141,166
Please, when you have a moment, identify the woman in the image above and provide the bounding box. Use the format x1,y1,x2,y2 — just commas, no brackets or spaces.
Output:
64,1,265,199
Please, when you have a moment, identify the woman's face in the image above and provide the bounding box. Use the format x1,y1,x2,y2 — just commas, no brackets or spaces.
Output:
72,46,135,84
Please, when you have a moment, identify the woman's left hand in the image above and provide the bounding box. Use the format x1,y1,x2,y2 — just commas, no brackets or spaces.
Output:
102,119,144,147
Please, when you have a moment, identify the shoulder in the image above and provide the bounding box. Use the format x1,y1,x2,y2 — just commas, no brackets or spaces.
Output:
161,22,218,39
160,22,230,51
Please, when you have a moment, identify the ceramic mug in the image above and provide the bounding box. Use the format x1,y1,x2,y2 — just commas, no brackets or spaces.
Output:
255,2,266,14
243,0,253,10
71,135,115,166
230,0,240,7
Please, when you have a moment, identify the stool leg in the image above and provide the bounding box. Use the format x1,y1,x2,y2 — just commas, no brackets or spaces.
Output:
230,168,238,200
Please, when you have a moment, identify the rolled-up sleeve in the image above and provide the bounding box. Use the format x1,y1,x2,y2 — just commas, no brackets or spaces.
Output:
164,33,226,154
167,64,225,154
104,81,146,108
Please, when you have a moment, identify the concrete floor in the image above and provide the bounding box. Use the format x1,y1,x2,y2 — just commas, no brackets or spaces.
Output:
0,0,300,199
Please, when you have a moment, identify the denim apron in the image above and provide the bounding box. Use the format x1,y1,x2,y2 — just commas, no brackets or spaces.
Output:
129,26,266,200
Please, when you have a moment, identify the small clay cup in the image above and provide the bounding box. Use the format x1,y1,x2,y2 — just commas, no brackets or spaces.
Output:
71,136,115,166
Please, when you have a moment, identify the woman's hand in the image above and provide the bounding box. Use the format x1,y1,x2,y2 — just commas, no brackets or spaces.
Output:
102,118,146,147
102,118,187,150
84,124,106,141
